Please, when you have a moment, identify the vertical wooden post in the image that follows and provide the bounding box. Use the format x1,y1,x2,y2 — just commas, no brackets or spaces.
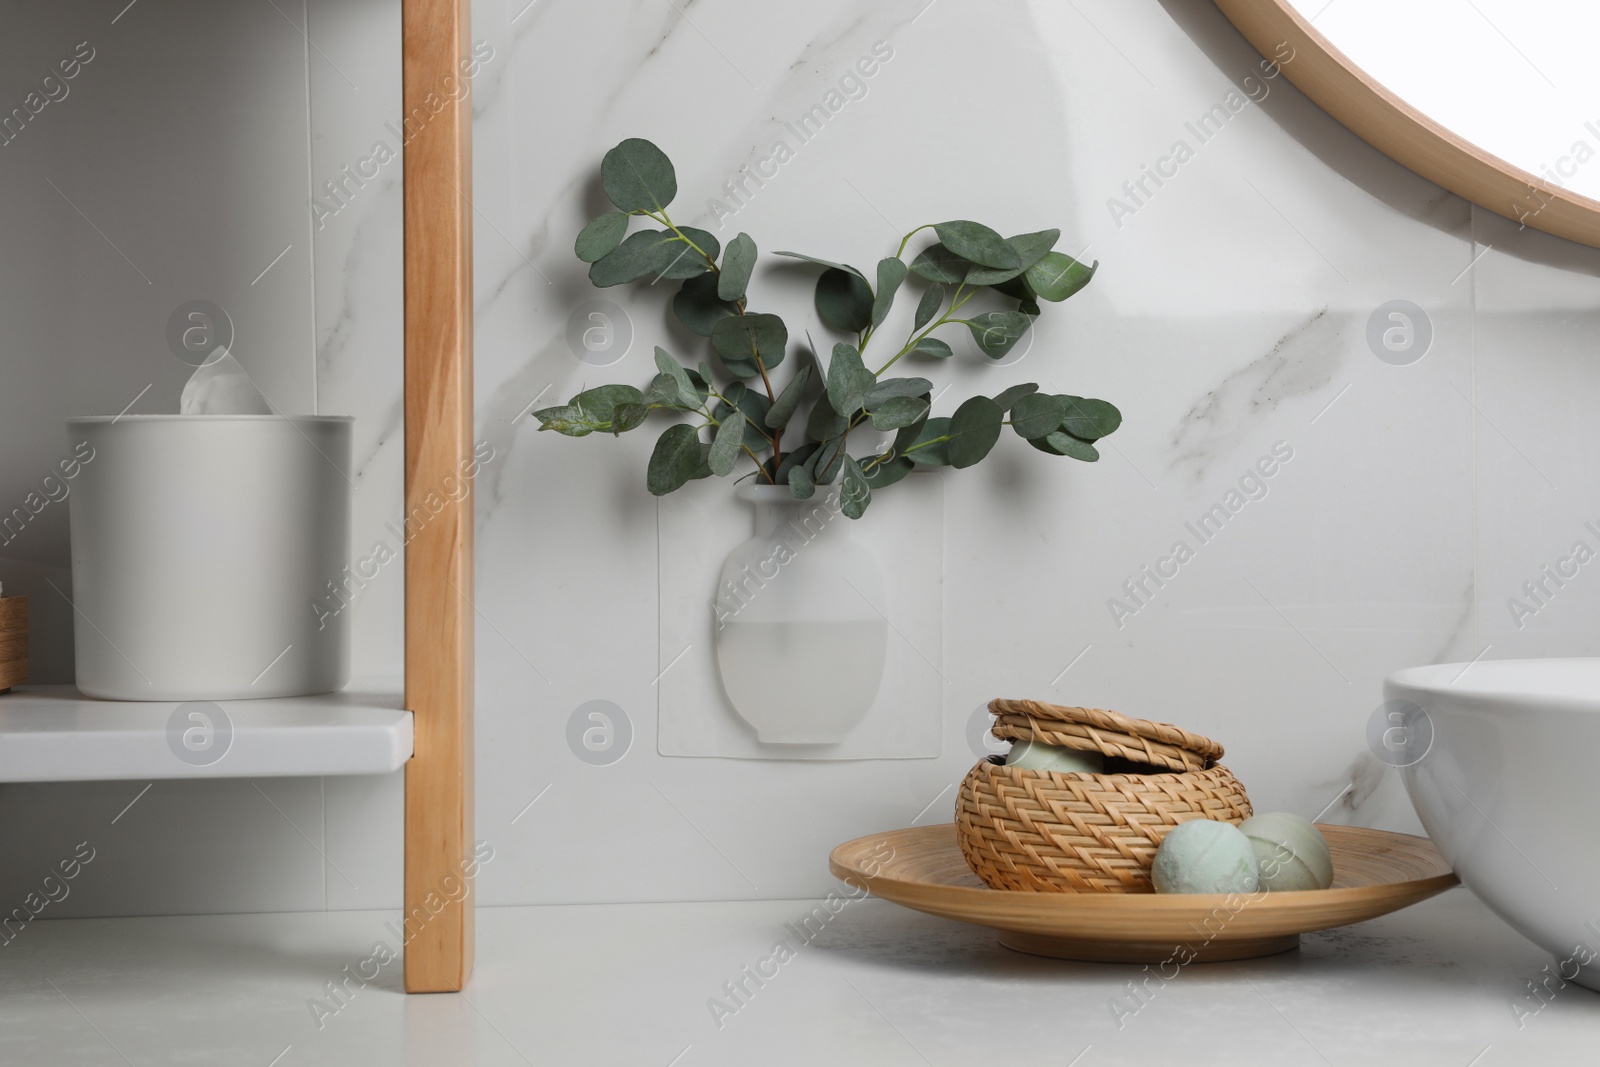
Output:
401,0,474,993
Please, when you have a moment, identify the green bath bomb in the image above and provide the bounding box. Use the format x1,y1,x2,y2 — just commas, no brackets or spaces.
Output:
1004,738,1104,774
1239,812,1334,891
1152,819,1260,894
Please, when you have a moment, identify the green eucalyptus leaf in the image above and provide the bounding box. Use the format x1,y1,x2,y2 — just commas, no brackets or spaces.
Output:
1059,396,1122,440
689,441,716,481
948,395,1004,468
672,274,737,337
656,228,720,279
654,349,697,405
809,436,846,484
708,409,745,476
588,230,676,287
532,403,594,437
693,362,714,398
913,284,943,330
787,462,815,499
908,243,970,284
891,412,929,457
1010,392,1067,439
904,416,951,466
965,311,1033,360
839,455,871,519
872,258,907,328
825,342,875,415
573,383,645,423
863,455,914,489
816,268,875,333
766,362,813,429
719,232,757,302
771,251,865,278
867,377,933,405
712,313,787,378
933,221,1019,269
806,392,848,442
642,372,675,406
647,423,702,495
1025,251,1097,302
601,137,677,213
869,395,929,431
1032,430,1099,461
776,443,818,484
964,229,1058,285
575,211,629,263
712,381,772,448
910,336,954,359
612,402,650,434
993,383,1040,413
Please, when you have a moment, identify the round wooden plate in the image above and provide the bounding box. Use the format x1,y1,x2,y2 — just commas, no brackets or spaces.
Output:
828,823,1457,963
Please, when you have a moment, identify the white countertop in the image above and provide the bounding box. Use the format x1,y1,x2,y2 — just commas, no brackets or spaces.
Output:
1,888,1594,1065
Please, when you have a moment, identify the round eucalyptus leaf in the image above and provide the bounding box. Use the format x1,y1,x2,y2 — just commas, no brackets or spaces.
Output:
656,227,720,279
1010,392,1066,439
719,232,757,303
992,382,1039,413
868,395,929,431
909,243,969,284
1059,396,1122,440
776,442,818,484
1031,430,1099,461
863,455,914,489
825,342,875,415
905,416,952,466
588,230,676,287
712,313,787,378
965,311,1033,359
867,377,933,405
948,395,1004,468
816,268,875,333
765,362,813,430
771,251,865,278
872,257,907,327
672,274,738,337
708,408,745,476
913,284,943,330
601,137,677,213
647,423,702,495
575,211,629,263
1025,251,1097,302
933,221,1019,269
787,463,816,499
805,392,848,442
573,383,645,423
612,402,650,434
839,455,871,519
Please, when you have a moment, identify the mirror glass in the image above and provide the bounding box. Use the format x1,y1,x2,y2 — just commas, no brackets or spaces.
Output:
1286,0,1600,201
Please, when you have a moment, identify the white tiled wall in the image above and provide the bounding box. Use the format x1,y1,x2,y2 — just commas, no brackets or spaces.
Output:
1,0,1596,916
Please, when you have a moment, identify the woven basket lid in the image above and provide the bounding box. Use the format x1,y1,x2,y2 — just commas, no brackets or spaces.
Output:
987,698,1224,772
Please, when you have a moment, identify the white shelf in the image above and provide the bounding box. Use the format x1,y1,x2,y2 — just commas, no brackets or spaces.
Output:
0,685,412,782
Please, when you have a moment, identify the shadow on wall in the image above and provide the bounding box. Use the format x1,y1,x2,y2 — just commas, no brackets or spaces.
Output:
1159,0,1600,278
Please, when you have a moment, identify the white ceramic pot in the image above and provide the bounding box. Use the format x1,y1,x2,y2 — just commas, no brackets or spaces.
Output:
1388,658,1600,992
66,415,352,700
712,483,888,743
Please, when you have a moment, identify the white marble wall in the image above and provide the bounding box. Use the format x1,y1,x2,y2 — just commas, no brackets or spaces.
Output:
2,0,1597,916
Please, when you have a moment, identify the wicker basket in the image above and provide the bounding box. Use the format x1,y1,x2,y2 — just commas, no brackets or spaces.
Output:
956,699,1252,893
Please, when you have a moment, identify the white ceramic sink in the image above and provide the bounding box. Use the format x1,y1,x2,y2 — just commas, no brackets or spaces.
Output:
1387,658,1600,991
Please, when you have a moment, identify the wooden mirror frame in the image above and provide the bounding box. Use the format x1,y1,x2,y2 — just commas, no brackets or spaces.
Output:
1212,0,1600,249
401,0,474,993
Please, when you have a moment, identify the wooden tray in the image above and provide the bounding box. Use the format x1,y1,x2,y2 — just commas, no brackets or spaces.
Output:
828,823,1457,963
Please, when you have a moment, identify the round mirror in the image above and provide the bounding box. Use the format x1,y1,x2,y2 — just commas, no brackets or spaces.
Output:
1214,0,1600,247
